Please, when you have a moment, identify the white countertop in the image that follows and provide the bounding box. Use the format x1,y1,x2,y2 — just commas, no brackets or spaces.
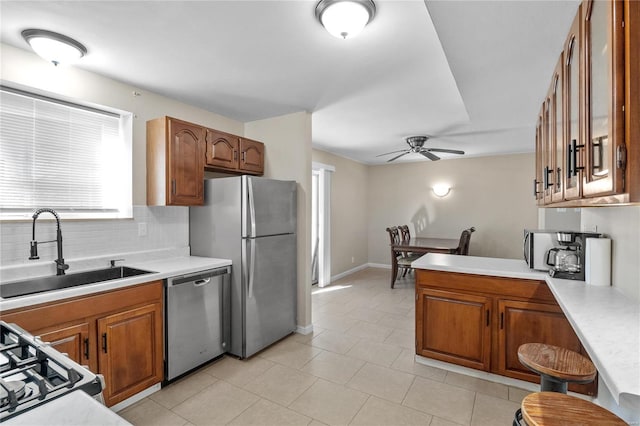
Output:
412,252,548,280
544,277,640,404
413,253,640,404
3,390,132,426
0,256,231,311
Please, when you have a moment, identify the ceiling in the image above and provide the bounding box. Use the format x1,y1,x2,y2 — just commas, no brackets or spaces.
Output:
0,0,579,164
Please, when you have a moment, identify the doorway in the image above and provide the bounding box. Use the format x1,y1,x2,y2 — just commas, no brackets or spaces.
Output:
311,162,334,288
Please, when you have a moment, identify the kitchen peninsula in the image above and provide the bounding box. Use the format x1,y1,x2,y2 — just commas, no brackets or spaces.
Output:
413,253,640,421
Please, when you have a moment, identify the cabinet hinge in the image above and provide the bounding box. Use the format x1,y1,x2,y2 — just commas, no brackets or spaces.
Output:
616,145,627,170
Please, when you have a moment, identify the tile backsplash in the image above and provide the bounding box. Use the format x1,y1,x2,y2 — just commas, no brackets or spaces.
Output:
0,206,189,277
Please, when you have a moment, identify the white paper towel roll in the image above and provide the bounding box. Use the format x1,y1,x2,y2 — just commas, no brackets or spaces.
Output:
585,238,611,286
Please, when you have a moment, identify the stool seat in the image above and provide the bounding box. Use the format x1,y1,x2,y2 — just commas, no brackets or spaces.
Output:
521,392,626,426
518,343,596,384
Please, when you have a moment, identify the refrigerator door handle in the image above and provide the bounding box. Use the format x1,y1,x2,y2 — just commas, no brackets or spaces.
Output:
248,178,256,238
249,238,256,299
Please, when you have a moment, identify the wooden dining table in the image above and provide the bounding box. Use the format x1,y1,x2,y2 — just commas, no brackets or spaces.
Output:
390,237,459,286
392,237,460,255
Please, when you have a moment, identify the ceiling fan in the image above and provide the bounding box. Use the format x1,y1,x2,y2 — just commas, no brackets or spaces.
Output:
376,135,465,162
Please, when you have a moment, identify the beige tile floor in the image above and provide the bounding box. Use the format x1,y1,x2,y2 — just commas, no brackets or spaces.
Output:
120,268,529,426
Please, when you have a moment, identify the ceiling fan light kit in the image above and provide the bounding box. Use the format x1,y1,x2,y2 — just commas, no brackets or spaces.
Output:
315,0,376,39
21,29,87,66
376,135,465,162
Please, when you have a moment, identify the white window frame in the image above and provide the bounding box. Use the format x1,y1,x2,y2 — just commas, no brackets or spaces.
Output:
0,85,133,221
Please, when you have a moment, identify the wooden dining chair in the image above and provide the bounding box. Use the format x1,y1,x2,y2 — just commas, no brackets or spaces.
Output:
454,226,476,255
386,226,421,288
398,225,415,275
399,225,411,242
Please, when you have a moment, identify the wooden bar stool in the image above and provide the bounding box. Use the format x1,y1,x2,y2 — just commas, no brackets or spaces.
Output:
519,392,626,425
518,343,596,393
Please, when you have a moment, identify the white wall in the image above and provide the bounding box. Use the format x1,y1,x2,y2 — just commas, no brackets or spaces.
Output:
367,153,539,264
581,206,640,302
244,112,313,330
312,149,369,277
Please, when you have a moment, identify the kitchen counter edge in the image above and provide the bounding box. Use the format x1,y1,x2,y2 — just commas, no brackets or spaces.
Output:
0,256,232,312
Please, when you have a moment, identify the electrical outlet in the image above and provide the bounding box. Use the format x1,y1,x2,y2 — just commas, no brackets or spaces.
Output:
351,256,355,264
138,222,147,237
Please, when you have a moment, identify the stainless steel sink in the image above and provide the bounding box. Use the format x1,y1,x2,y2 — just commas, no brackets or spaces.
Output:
0,266,155,299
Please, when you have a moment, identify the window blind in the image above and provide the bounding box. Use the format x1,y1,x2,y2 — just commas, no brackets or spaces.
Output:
0,87,128,215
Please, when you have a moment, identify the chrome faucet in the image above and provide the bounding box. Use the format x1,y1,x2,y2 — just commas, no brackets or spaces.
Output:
29,208,69,275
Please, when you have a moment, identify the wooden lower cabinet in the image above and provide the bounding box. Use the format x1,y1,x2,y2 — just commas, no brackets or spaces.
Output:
416,270,597,395
416,288,491,371
34,321,92,371
0,281,164,406
98,303,163,406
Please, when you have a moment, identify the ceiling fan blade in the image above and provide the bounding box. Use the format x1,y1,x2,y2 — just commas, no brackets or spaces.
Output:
426,148,465,155
420,151,440,161
376,149,408,157
388,152,410,162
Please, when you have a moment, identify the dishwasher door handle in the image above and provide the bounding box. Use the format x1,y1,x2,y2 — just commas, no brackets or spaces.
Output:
193,278,211,287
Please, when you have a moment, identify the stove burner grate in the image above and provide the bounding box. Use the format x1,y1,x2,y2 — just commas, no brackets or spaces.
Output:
0,321,102,420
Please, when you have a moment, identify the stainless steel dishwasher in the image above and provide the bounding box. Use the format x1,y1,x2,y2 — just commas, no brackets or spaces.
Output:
165,266,230,381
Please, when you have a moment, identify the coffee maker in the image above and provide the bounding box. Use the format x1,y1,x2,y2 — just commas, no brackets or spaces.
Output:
545,231,602,280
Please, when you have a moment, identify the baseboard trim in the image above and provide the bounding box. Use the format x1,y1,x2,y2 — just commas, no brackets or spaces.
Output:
111,383,161,412
367,262,391,270
415,355,541,392
296,324,314,335
330,263,369,282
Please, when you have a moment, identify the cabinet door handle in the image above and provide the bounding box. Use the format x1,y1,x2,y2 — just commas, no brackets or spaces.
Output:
234,150,238,161
532,179,540,197
500,312,504,330
544,166,553,189
242,151,246,162
486,310,490,326
171,179,176,195
570,139,585,176
84,338,90,360
102,333,107,353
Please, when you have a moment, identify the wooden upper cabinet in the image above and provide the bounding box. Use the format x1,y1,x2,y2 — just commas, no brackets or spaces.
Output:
551,55,565,203
535,116,544,204
582,0,625,197
535,0,638,205
203,132,264,176
239,138,264,174
564,7,584,201
205,129,240,171
147,116,204,206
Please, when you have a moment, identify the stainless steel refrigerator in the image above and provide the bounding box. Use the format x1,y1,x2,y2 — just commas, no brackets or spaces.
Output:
190,176,297,358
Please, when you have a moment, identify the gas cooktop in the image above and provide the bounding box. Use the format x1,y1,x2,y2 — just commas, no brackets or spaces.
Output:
0,321,102,420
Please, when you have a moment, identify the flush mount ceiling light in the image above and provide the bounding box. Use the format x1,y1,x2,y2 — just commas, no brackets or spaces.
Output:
315,0,376,39
22,29,87,66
